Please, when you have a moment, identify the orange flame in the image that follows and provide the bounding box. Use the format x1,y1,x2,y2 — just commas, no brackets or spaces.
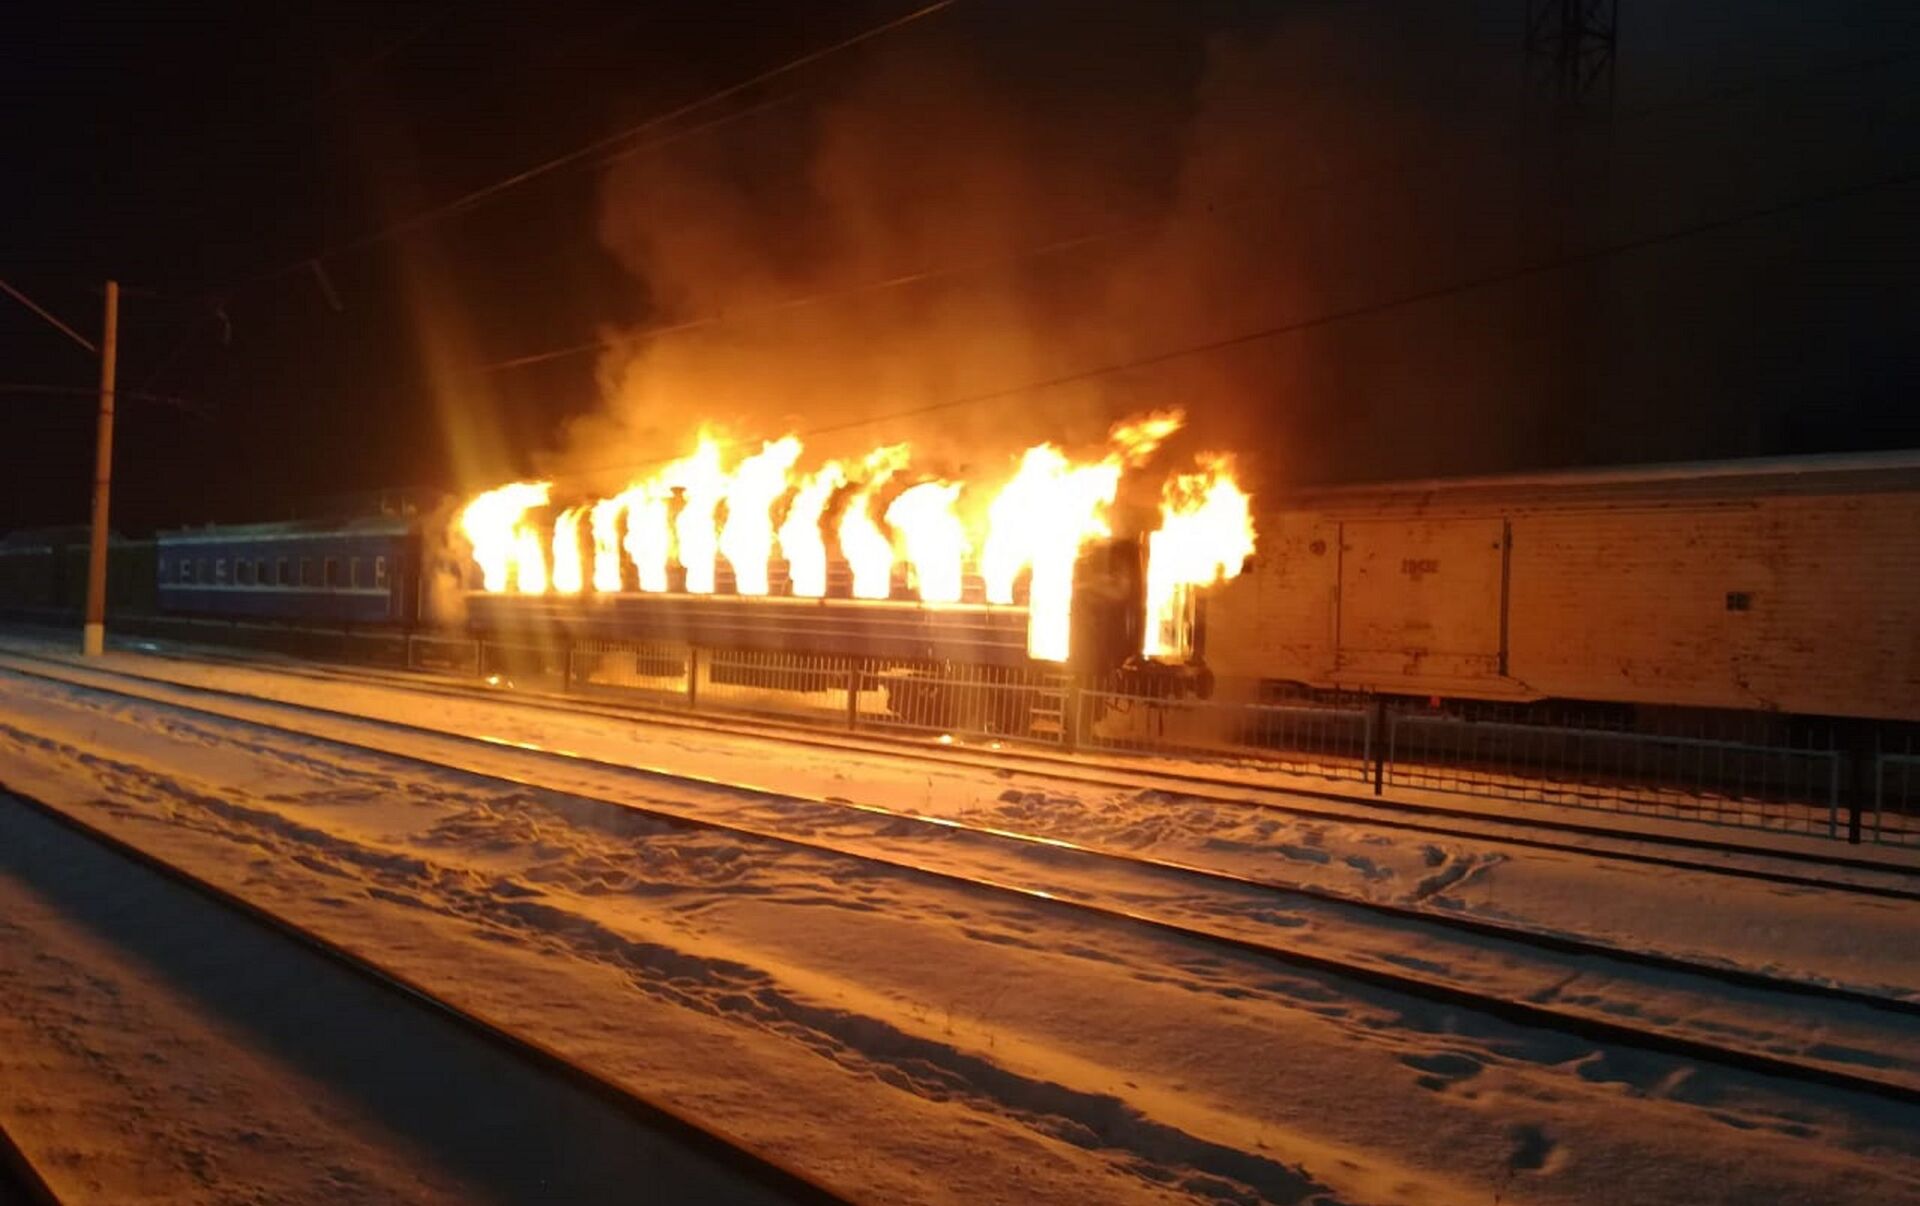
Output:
550,505,588,594
1144,455,1255,659
981,446,1121,660
1109,408,1185,465
668,438,728,595
456,411,1252,669
720,437,802,596
459,481,551,594
779,461,845,597
589,497,625,592
838,445,908,600
885,481,968,604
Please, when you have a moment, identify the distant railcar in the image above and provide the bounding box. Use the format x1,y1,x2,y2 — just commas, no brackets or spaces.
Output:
1203,452,1920,724
0,530,155,619
0,533,63,612
156,517,420,625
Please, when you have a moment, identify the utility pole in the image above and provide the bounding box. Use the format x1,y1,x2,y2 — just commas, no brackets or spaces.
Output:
82,281,119,656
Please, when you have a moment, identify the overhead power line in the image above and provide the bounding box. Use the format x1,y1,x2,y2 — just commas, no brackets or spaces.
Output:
545,163,1920,484
475,39,1920,377
243,0,961,288
0,382,205,415
0,275,98,354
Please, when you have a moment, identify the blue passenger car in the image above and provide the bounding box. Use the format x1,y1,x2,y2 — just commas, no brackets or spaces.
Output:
156,516,418,625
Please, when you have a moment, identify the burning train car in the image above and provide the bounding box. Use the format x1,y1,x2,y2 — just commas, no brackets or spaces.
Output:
448,413,1257,730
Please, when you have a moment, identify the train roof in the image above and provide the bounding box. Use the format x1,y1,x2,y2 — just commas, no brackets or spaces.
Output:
1274,449,1920,512
156,514,416,545
0,526,133,554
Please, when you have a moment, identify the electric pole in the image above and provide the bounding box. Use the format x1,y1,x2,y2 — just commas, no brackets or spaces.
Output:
82,280,119,656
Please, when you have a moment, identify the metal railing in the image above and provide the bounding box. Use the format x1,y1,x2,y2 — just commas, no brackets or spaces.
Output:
1875,743,1920,846
1076,687,1373,783
1386,712,1845,838
32,615,1916,851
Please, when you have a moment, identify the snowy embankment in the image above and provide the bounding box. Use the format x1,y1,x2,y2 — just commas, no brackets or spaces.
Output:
0,790,800,1206
43,642,1920,1003
9,652,1920,1100
0,658,1917,1203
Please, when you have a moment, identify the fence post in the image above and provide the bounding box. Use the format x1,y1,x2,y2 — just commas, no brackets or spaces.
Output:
846,662,861,731
1371,694,1388,796
472,638,484,679
1843,724,1873,845
1061,677,1082,752
687,646,700,710
562,639,576,694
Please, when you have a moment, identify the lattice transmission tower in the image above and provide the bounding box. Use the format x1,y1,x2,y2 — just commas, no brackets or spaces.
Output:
1524,0,1619,109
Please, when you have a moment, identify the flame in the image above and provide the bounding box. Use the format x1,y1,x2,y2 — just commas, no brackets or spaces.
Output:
1144,455,1255,659
884,481,968,604
620,482,674,593
980,445,1121,660
779,461,845,597
838,444,908,600
719,437,802,596
459,481,551,594
668,438,729,594
589,497,625,592
1109,408,1185,465
550,506,588,594
455,411,1253,670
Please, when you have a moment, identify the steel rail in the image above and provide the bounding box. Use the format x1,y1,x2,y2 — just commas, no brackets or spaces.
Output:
5,656,1920,1110
0,776,852,1206
18,651,1920,1015
88,636,1920,894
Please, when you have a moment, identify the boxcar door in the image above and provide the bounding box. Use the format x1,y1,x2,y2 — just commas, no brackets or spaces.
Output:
1335,518,1509,689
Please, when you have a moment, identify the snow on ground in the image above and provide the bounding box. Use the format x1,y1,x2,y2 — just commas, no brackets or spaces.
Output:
1,660,1918,1203
0,791,798,1206
47,641,1920,1003
14,655,1920,1097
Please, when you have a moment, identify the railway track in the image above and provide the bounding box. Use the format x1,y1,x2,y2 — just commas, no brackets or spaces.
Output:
4,652,1919,1112
83,635,1920,896
0,774,848,1206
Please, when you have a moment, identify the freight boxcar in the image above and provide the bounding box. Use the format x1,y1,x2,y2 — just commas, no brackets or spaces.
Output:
1203,452,1920,725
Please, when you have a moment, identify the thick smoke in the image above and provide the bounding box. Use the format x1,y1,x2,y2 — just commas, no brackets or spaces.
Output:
539,6,1567,498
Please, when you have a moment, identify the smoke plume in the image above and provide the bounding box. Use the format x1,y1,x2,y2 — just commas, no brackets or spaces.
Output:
541,6,1555,497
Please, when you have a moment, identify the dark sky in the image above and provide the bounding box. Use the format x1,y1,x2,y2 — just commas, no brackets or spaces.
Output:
2,1,1917,533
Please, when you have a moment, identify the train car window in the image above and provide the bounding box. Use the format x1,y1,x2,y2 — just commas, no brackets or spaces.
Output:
256,560,270,586
178,560,193,584
215,559,228,584
300,558,318,587
277,558,292,586
158,559,171,584
374,556,389,588
350,557,364,588
197,559,210,584
324,558,341,589
237,560,254,586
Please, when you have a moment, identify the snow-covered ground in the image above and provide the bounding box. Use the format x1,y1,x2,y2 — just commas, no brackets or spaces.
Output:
0,789,799,1206
30,641,1920,1000
1,647,1918,1203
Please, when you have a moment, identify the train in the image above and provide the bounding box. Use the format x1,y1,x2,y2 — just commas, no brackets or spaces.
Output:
1202,451,1920,728
2,451,1915,739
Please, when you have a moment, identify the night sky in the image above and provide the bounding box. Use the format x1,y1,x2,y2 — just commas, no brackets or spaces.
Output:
3,1,1917,535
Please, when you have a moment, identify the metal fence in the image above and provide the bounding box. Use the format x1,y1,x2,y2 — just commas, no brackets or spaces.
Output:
1076,686,1374,783
1385,712,1845,838
1876,740,1920,847
40,616,1919,850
